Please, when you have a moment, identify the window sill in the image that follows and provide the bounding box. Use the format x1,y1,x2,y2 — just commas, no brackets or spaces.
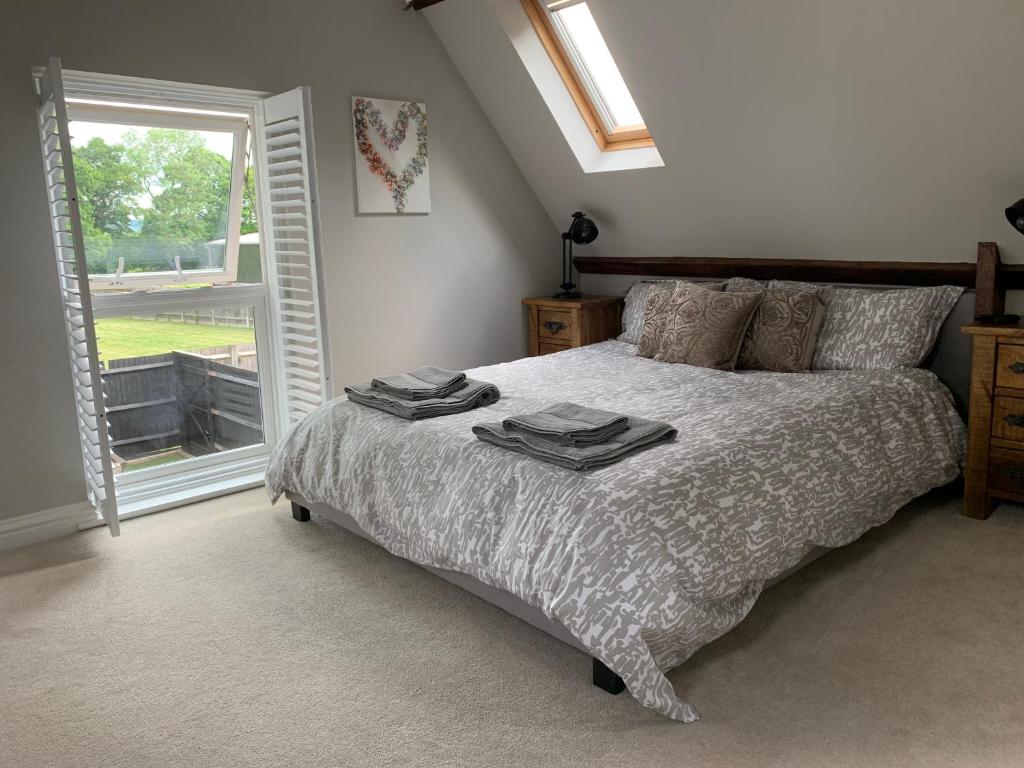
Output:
81,451,269,525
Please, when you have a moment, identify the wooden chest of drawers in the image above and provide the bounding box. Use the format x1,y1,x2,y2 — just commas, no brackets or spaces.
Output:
962,323,1024,518
522,295,623,356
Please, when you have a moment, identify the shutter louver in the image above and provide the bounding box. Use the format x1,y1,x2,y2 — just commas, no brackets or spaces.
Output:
256,88,331,427
34,58,120,536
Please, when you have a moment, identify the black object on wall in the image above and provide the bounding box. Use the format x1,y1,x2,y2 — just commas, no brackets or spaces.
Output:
555,212,598,299
1006,198,1024,236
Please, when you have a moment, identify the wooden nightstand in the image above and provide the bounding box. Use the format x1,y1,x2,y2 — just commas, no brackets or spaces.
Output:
522,295,623,356
962,323,1024,518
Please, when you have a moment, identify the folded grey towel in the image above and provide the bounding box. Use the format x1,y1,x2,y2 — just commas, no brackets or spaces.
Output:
473,416,676,471
502,402,629,446
346,378,500,420
371,366,467,401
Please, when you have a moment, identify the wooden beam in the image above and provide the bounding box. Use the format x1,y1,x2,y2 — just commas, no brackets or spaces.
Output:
575,252,1024,291
975,241,1004,317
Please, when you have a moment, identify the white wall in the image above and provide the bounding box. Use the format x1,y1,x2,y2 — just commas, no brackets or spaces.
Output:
0,0,559,522
428,0,1024,269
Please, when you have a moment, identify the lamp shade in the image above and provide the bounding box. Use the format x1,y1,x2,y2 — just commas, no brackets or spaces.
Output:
1006,198,1024,235
568,211,598,245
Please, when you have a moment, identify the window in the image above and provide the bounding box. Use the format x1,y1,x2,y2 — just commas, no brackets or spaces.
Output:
67,101,253,291
523,0,653,151
34,59,330,531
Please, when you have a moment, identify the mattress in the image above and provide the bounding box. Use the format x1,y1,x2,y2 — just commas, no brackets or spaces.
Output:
266,340,965,721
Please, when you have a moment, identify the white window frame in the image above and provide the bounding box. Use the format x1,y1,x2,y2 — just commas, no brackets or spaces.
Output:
66,100,250,290
41,68,284,514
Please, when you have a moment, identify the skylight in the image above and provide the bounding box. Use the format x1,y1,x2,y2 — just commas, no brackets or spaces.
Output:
540,0,647,139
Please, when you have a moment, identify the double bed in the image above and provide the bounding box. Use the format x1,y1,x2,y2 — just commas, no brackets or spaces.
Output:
266,248,1006,722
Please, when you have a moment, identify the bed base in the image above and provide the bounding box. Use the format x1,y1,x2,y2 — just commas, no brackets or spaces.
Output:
287,496,827,698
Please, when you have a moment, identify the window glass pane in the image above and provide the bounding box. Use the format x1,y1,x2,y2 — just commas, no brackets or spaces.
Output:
95,307,263,473
554,2,645,129
69,120,236,283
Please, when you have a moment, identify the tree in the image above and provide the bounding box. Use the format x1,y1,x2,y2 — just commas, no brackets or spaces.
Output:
74,127,241,273
74,137,142,272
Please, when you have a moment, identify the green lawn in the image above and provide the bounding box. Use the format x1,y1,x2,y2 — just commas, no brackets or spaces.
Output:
95,317,256,361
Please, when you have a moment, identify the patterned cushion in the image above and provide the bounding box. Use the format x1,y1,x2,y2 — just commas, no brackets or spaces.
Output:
812,285,964,370
726,276,766,292
653,283,764,371
619,280,724,345
636,282,680,357
737,288,827,372
729,276,834,302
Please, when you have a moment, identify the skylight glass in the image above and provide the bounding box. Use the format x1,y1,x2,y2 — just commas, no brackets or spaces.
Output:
548,1,645,131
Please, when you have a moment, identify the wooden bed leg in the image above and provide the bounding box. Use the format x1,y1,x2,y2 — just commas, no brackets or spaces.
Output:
291,502,310,522
592,658,626,695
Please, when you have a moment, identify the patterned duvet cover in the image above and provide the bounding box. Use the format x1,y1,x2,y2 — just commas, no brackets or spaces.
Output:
266,341,965,721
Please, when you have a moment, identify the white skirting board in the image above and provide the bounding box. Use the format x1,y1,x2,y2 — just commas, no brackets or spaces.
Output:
0,501,96,553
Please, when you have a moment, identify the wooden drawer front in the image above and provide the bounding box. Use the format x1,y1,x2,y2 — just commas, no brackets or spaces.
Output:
995,344,1024,390
538,308,576,342
538,340,571,356
992,396,1024,443
988,446,1024,499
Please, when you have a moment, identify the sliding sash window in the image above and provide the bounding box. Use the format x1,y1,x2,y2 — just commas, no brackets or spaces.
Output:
33,58,119,535
30,65,331,531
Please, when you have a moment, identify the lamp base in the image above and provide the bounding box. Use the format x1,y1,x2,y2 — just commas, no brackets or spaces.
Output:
554,281,582,300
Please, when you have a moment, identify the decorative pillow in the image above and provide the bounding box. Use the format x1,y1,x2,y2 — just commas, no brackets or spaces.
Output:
768,279,833,304
654,283,764,371
812,285,964,370
620,280,724,345
736,288,827,372
726,276,766,292
636,282,680,357
729,276,833,302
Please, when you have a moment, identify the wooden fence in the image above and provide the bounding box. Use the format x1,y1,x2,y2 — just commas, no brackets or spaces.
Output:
102,350,262,462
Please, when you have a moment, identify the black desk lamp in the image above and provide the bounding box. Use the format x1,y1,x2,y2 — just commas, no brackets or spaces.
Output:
554,211,598,299
977,199,1024,324
1006,198,1024,235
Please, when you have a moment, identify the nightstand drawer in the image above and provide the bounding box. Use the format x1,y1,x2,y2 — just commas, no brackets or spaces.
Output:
538,340,571,356
988,446,1024,499
995,344,1024,390
538,308,576,341
992,396,1024,442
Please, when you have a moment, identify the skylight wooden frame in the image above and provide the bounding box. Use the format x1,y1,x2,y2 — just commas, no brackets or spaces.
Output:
522,0,654,152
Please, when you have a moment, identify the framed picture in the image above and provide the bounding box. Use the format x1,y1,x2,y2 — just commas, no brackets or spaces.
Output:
352,96,430,214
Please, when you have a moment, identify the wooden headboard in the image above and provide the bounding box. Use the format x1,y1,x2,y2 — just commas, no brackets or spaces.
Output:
575,242,1019,318
574,242,1019,417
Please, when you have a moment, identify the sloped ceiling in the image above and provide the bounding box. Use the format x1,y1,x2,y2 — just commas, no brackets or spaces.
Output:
427,0,1024,266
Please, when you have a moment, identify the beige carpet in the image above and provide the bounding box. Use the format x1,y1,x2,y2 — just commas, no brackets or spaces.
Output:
1,488,1023,768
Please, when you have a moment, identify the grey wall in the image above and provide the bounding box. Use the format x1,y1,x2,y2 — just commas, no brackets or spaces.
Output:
428,0,1024,268
0,0,558,521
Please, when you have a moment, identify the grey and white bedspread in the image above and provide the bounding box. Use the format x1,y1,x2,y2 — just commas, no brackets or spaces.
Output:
266,341,965,722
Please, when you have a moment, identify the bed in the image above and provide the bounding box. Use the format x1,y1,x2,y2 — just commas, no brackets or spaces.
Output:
267,245,1009,722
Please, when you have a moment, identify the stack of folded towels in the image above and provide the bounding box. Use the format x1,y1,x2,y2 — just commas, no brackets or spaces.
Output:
473,402,676,471
344,365,500,420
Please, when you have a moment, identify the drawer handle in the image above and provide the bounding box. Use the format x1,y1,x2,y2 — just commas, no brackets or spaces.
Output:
1004,414,1024,428
997,466,1024,483
1009,362,1024,374
543,321,566,334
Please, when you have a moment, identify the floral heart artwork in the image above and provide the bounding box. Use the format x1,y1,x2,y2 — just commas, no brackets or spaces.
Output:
353,96,429,214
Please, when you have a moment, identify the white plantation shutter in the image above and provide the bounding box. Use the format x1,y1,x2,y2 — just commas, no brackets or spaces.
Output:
34,58,119,536
256,87,331,427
